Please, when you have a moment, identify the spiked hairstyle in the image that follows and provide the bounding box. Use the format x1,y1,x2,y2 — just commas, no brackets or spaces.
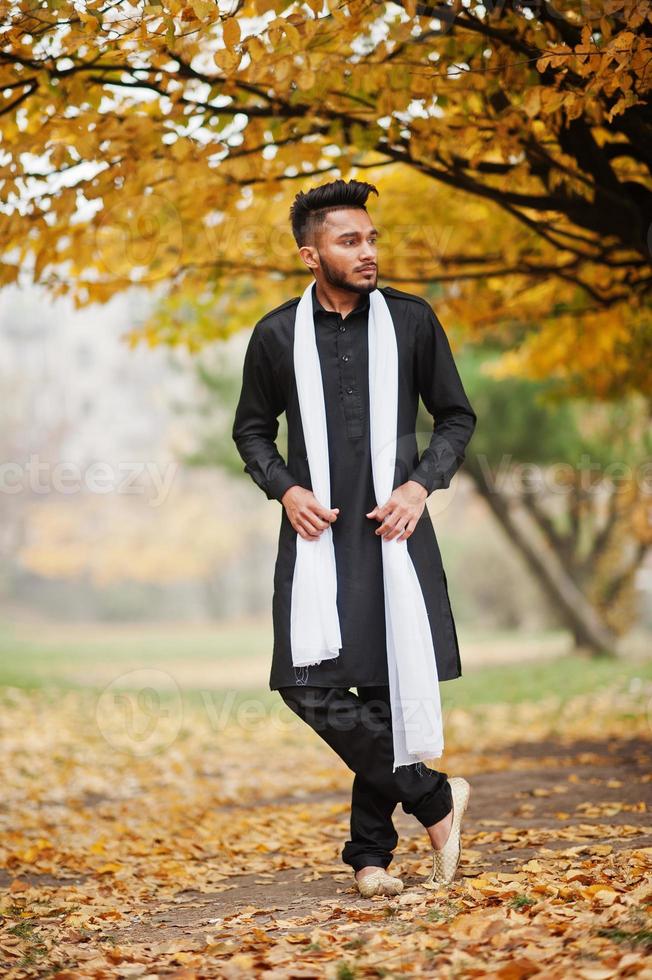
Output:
289,178,379,249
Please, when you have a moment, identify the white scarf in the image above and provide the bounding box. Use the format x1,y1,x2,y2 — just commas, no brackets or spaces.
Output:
290,280,444,772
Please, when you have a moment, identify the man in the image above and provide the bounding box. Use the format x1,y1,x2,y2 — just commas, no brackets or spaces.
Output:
232,178,477,897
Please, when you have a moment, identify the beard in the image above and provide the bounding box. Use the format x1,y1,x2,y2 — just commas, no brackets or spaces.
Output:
319,254,377,294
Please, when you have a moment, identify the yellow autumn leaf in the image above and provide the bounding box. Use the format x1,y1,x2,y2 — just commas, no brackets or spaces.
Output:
223,15,241,48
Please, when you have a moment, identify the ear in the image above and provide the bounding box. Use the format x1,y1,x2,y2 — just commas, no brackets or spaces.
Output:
298,245,318,272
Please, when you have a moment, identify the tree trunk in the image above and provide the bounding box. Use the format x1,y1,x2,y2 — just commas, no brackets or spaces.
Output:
466,464,618,657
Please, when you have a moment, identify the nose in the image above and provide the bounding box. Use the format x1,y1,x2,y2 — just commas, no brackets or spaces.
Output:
359,242,377,265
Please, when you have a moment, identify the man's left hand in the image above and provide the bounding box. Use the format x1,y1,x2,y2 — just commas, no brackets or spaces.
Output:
366,480,429,541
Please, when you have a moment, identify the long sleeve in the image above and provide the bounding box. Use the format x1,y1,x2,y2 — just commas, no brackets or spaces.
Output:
408,303,477,495
232,321,300,503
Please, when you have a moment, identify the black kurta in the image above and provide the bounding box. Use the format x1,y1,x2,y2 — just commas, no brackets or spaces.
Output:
232,281,477,690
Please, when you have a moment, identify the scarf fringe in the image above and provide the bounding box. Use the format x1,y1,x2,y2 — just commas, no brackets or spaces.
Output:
294,665,311,685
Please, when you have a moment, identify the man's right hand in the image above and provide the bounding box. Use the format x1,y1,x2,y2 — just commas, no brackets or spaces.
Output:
280,486,339,541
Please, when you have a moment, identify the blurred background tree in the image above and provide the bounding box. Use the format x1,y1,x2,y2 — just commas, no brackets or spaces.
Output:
1,0,650,654
1,0,649,397
458,347,652,655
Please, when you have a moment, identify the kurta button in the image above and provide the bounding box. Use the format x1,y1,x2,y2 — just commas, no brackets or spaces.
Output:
342,354,349,361
339,326,346,332
346,387,353,394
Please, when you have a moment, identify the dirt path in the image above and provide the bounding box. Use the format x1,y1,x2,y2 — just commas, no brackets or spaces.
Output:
115,734,652,946
5,733,649,964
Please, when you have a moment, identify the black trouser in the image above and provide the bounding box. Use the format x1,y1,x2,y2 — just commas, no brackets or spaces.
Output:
278,684,453,873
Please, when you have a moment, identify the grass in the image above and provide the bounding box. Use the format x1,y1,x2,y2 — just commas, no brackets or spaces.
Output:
596,927,652,950
0,618,649,711
0,617,267,665
441,653,652,708
509,895,537,909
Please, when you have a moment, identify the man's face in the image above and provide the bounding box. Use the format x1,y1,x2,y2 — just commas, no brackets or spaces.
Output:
301,208,379,294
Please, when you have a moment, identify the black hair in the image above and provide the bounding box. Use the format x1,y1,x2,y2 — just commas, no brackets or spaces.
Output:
289,178,379,248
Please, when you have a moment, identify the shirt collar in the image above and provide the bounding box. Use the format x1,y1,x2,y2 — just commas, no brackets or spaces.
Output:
311,280,371,319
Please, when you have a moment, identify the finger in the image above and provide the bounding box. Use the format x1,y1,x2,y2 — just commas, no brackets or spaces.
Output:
299,528,323,541
299,526,320,540
301,514,328,535
383,520,405,540
314,504,339,521
295,520,315,540
385,511,410,540
301,517,328,538
375,510,404,539
302,506,332,528
389,512,411,540
314,507,340,524
396,517,415,542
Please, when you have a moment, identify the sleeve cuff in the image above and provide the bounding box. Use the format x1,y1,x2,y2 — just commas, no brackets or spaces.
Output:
408,460,454,496
407,469,433,496
267,468,301,503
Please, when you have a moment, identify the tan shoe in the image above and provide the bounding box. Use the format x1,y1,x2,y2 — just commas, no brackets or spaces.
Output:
423,776,471,888
355,867,404,898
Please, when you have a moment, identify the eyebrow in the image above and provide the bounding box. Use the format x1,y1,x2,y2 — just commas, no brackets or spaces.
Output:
335,228,381,239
